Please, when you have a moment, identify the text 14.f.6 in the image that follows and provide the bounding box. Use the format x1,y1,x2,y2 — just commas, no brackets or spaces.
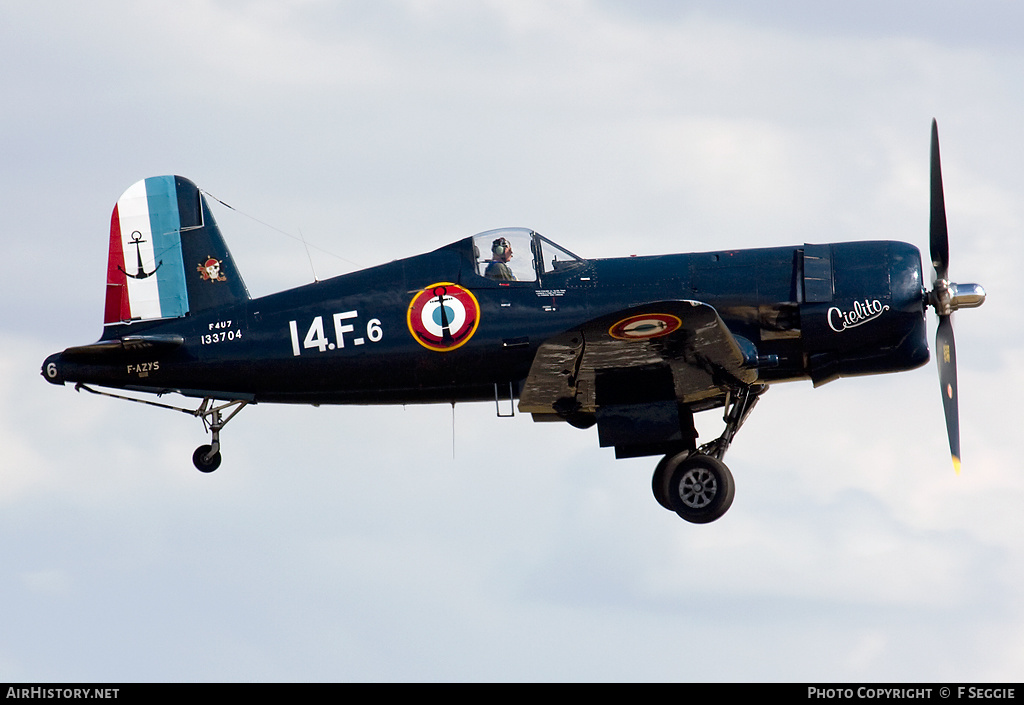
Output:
288,311,383,356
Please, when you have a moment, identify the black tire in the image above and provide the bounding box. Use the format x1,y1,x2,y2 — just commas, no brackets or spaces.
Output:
652,451,688,511
666,454,734,524
192,444,221,473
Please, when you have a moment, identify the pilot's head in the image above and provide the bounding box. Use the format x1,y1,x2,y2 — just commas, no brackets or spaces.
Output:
492,237,513,262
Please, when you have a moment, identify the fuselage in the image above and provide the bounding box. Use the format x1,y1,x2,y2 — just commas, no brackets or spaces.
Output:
43,233,930,408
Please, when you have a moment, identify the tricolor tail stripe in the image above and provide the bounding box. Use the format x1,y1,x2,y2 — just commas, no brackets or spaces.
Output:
104,176,190,324
144,176,189,318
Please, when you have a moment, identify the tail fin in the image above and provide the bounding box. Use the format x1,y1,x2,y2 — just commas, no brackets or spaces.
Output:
104,175,249,327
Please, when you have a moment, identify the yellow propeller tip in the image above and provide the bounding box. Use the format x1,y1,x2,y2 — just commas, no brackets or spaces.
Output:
952,455,961,475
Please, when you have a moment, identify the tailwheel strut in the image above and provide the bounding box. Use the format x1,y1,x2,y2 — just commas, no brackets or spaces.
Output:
73,384,249,473
192,399,248,472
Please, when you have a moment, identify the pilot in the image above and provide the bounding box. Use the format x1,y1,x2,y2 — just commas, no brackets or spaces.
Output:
485,237,516,281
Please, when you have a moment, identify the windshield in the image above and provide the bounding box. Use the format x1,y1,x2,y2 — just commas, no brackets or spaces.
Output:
536,234,584,275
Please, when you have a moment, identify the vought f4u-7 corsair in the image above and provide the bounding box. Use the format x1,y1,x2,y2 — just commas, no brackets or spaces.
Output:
43,121,985,523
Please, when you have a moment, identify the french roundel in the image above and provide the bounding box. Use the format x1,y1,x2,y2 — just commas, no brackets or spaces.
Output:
407,282,481,352
608,313,682,340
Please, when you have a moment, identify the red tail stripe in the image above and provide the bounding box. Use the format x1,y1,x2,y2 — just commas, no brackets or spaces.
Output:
103,203,130,324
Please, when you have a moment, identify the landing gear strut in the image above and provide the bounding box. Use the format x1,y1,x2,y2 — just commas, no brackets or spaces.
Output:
191,399,247,472
653,384,764,523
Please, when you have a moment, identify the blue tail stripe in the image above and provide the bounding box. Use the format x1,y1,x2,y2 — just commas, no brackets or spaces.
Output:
145,176,189,318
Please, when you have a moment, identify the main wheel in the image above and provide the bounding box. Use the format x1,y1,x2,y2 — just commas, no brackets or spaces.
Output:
666,454,734,524
192,444,222,473
652,452,689,511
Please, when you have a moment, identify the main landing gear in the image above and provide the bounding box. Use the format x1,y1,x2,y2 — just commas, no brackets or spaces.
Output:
652,385,764,524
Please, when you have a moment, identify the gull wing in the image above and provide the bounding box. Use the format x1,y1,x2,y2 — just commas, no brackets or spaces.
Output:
519,300,757,415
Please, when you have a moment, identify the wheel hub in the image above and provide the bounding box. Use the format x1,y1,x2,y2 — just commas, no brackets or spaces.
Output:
679,468,717,509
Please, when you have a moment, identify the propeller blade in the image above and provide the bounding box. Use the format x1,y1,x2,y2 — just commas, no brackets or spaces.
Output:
930,119,950,281
935,314,961,473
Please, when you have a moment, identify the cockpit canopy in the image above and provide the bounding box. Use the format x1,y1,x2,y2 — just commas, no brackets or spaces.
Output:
471,227,584,283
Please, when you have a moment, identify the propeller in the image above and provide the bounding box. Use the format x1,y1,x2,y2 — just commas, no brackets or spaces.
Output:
926,119,986,473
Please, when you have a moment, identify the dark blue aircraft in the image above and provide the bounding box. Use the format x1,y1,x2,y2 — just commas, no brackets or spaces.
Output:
42,121,984,523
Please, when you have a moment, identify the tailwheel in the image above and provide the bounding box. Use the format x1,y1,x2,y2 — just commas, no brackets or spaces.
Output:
665,453,735,524
70,385,247,474
193,444,222,473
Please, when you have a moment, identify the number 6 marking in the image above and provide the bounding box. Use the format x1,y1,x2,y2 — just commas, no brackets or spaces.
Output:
367,319,383,342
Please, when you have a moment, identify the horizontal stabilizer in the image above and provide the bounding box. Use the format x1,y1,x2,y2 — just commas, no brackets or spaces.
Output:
63,334,185,357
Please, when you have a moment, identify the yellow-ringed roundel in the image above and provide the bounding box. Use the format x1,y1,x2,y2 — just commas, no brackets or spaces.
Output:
407,282,481,352
608,313,682,340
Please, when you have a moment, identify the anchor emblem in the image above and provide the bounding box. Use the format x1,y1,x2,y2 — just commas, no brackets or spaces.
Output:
119,231,162,280
431,285,456,347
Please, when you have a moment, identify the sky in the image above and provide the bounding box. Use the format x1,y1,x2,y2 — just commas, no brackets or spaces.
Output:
2,0,1023,682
